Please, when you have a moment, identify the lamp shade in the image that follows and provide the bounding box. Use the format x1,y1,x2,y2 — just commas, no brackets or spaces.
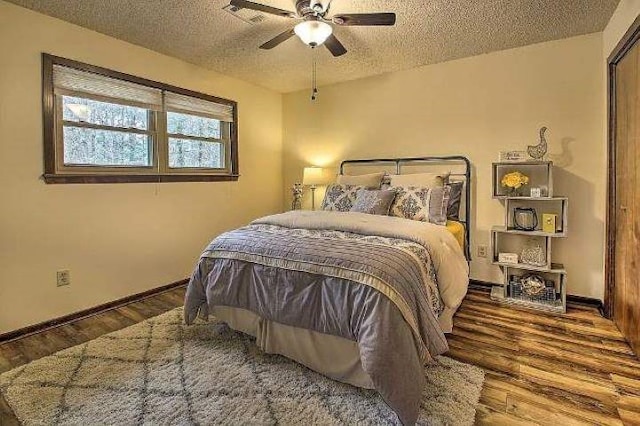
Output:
294,20,333,47
302,167,325,186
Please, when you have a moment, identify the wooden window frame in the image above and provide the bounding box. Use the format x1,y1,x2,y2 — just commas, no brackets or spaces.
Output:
55,95,158,174
42,53,240,184
164,117,231,175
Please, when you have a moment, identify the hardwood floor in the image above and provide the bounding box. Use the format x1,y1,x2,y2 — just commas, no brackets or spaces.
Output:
0,288,187,426
450,289,640,425
1,286,639,425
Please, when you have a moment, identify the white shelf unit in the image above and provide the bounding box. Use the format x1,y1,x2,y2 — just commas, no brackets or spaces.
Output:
504,197,568,236
490,161,568,314
492,161,553,198
491,229,552,269
492,226,566,238
491,265,567,314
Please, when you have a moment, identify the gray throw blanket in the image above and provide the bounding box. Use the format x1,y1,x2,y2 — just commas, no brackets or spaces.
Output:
184,211,454,425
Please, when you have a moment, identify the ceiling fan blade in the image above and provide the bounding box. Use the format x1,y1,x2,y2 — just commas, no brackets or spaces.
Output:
259,28,296,49
332,13,396,26
229,0,296,18
324,34,347,57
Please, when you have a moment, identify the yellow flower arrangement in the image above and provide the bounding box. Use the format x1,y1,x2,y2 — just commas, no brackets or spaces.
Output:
501,171,529,191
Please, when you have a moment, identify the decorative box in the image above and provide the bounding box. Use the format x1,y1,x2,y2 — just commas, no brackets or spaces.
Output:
499,151,528,162
542,214,558,234
498,253,519,264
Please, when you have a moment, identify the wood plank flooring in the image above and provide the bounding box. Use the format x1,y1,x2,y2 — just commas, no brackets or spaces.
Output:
449,290,640,425
0,288,186,426
1,286,638,425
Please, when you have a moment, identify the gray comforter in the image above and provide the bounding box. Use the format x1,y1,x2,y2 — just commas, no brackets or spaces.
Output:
184,211,462,425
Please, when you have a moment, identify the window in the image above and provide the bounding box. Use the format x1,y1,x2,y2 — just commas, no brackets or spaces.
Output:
42,54,238,183
61,96,153,167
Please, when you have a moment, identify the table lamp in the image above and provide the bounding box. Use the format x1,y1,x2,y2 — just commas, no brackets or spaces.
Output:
302,167,324,210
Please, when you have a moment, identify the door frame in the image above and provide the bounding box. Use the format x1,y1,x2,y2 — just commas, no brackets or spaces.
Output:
605,14,640,319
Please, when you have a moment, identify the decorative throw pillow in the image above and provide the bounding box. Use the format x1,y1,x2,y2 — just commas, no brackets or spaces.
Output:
336,172,385,189
350,189,396,215
389,172,450,189
390,186,451,225
446,181,464,220
321,184,362,212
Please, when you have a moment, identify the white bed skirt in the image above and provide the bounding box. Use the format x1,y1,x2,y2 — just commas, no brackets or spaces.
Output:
212,306,375,389
211,301,456,390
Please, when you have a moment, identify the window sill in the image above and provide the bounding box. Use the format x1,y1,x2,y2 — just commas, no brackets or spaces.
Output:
42,173,240,184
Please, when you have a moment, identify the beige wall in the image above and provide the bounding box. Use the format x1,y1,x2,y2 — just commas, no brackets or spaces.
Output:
0,1,283,334
603,0,640,57
283,33,605,299
2,1,634,334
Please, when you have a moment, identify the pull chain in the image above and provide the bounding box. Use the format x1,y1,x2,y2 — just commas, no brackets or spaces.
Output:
311,47,318,101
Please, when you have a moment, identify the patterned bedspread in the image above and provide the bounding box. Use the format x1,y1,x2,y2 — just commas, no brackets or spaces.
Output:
184,211,468,425
252,223,445,317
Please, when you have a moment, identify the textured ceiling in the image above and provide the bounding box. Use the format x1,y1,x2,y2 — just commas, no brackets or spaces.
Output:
8,0,619,92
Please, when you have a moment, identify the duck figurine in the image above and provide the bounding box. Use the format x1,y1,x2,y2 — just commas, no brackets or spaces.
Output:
528,127,548,160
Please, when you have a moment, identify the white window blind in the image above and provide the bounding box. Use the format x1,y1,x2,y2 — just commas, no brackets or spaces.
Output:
53,65,163,111
164,91,234,123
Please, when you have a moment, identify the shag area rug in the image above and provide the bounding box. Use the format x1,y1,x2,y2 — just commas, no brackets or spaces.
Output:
1,308,484,425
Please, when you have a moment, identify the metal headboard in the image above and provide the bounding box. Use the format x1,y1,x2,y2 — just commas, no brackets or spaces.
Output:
339,156,472,260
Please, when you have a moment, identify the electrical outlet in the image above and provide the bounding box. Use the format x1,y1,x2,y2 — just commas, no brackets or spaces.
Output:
477,245,488,258
57,270,71,287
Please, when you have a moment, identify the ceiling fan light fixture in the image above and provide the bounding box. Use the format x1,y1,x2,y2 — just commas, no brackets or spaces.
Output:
294,20,332,47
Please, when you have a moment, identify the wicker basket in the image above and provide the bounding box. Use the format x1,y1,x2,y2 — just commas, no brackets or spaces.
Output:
509,277,557,303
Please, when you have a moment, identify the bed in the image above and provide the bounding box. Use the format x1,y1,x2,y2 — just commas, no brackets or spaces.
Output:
184,156,471,425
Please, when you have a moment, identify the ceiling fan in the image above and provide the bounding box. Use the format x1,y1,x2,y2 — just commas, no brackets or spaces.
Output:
229,0,396,57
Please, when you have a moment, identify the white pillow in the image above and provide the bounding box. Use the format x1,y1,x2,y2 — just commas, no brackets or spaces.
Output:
336,172,385,189
389,172,450,189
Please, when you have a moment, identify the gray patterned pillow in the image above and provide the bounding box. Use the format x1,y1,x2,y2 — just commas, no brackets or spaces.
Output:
321,184,362,212
350,189,396,215
389,186,451,225
447,181,464,220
